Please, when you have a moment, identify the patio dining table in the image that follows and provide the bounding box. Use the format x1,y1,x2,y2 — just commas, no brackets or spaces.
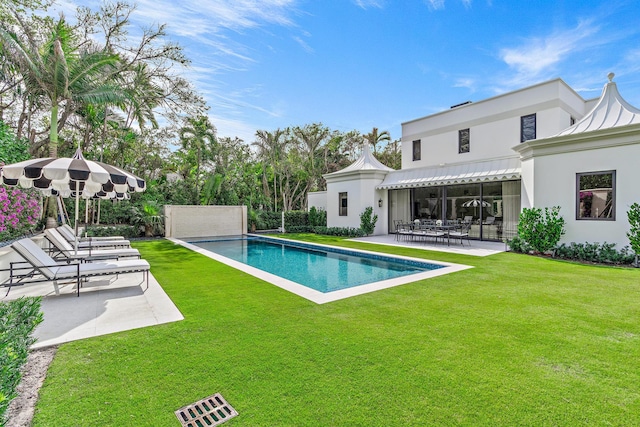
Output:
409,222,461,246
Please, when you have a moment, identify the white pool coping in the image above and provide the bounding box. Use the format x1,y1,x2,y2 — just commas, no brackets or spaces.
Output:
170,236,473,304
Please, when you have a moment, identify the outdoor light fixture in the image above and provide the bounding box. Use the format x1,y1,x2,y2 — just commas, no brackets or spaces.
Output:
378,198,383,207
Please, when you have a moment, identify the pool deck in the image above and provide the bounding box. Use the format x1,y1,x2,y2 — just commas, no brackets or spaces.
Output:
350,234,506,256
1,266,184,349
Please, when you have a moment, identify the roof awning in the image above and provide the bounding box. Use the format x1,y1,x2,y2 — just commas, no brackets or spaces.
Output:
376,157,521,190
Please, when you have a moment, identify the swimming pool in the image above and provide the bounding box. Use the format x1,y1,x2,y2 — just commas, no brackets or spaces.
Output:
176,236,471,304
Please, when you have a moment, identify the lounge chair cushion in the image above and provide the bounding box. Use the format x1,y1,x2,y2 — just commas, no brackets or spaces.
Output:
44,229,140,260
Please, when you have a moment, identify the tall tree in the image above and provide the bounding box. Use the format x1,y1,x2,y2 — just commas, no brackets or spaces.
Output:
291,123,330,195
253,128,286,211
0,14,123,157
364,127,391,154
179,115,217,199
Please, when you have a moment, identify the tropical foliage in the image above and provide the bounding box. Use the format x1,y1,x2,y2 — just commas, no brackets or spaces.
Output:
0,187,41,240
513,206,566,254
0,2,400,236
359,206,378,236
0,297,43,425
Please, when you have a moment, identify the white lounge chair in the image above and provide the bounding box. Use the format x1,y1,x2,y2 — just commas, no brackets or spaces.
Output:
4,238,149,297
44,229,141,261
60,223,125,241
56,226,131,249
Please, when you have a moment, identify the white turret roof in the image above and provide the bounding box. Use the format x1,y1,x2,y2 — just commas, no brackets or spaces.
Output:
556,73,640,137
325,144,394,177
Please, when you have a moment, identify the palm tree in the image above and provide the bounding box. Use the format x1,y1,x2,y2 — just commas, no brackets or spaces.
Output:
179,115,217,199
0,15,123,157
292,123,329,194
364,127,391,154
253,129,286,211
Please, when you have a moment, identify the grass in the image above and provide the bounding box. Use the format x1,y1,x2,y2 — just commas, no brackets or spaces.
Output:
32,235,640,426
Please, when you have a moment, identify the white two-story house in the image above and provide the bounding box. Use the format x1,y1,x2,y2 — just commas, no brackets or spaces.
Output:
310,74,640,248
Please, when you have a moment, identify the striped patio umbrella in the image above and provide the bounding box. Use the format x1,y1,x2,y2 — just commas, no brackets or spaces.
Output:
1,148,145,252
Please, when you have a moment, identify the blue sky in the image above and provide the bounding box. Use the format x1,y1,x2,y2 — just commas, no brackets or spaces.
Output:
54,0,640,144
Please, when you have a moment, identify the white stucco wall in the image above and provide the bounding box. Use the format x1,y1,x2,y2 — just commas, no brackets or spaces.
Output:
530,143,638,248
165,205,247,238
326,173,388,235
401,79,586,170
307,191,327,212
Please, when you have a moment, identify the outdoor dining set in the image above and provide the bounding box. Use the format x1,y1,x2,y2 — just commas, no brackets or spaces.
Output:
394,218,473,246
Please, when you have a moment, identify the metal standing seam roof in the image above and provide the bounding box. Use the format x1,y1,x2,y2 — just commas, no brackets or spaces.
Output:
325,144,394,177
376,157,521,189
556,73,640,137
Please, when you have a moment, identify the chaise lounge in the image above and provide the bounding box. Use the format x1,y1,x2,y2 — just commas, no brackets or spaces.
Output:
56,225,131,249
3,238,149,297
43,228,141,262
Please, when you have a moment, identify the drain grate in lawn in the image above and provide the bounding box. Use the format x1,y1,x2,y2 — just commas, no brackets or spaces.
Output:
174,393,238,426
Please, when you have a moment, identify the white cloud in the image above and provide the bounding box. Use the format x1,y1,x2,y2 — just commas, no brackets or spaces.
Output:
499,19,599,83
426,0,445,10
453,77,476,91
353,0,385,9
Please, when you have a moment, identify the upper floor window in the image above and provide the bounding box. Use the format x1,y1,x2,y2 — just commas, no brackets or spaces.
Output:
521,113,536,142
412,140,421,161
576,171,615,220
339,192,348,216
458,128,470,153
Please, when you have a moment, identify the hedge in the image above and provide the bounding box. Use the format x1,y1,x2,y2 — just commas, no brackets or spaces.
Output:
0,297,43,424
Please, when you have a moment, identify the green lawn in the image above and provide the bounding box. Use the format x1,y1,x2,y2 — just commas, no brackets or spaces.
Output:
33,236,640,426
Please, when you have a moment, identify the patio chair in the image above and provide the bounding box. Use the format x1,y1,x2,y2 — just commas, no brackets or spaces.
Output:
396,226,413,241
43,229,141,262
423,227,446,244
448,223,471,246
3,238,149,297
56,226,131,249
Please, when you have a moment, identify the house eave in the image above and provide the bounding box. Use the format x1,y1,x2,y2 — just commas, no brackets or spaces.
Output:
514,123,640,161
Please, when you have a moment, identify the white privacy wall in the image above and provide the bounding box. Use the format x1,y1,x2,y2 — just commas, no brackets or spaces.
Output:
164,205,247,238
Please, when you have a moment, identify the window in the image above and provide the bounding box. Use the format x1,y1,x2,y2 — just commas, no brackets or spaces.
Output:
412,139,421,161
576,171,615,220
458,128,470,153
520,113,536,142
339,192,348,216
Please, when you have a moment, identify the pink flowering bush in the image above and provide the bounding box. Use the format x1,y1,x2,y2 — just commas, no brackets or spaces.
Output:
0,186,41,241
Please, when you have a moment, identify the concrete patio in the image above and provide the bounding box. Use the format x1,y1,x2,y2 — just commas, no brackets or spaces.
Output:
351,234,507,256
1,269,183,349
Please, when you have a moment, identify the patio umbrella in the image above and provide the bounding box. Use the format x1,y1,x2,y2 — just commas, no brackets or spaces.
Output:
462,199,491,208
1,148,145,253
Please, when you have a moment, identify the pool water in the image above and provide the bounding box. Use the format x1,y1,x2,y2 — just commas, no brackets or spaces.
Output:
189,237,443,293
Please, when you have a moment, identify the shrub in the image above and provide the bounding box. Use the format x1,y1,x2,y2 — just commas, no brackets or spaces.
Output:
555,242,635,265
286,225,314,233
284,211,308,227
308,206,327,227
0,187,41,241
359,206,378,236
257,211,281,230
506,235,531,253
0,297,43,424
627,203,640,266
315,226,365,237
517,206,565,253
85,224,139,239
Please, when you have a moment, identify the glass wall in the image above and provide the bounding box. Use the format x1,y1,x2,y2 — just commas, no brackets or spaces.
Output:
388,180,521,241
413,187,443,220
